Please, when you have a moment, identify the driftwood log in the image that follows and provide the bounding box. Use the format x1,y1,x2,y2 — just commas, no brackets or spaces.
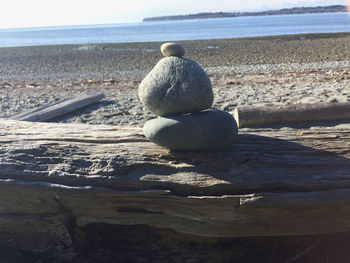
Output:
5,92,104,122
233,102,350,128
1,118,350,257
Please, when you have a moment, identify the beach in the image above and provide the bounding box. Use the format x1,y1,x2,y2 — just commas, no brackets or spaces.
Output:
1,32,350,262
0,32,349,126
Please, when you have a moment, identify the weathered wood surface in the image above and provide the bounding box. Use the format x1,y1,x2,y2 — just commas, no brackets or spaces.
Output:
1,118,350,252
6,92,104,122
233,102,350,128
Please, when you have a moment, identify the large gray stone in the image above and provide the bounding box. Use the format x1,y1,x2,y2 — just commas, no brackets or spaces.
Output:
143,109,238,150
138,57,213,116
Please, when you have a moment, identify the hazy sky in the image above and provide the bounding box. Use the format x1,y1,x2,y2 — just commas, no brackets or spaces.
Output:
0,0,346,29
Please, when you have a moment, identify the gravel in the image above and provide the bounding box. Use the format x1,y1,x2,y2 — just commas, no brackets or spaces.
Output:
1,32,349,80
0,33,349,127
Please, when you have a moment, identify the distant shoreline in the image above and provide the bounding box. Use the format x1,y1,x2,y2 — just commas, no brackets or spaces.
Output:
1,32,349,81
1,11,348,48
143,5,347,22
0,33,349,129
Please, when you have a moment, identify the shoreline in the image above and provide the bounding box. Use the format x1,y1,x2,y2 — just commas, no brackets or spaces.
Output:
1,32,350,262
143,5,347,21
0,32,349,81
0,32,349,127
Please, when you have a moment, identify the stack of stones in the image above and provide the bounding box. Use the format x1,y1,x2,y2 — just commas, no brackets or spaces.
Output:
138,42,238,150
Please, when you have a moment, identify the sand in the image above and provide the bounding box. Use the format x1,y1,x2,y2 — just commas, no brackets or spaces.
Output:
0,32,349,126
1,32,350,262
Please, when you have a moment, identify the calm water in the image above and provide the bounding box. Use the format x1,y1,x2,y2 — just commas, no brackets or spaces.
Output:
0,12,349,47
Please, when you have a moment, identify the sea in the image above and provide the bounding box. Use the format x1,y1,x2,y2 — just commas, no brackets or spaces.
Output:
0,12,349,47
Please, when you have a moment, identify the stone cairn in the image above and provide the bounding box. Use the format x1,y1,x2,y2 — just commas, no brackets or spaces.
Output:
138,42,238,150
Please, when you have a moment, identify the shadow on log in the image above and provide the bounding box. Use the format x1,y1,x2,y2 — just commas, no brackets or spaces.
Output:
1,119,350,262
3,224,350,262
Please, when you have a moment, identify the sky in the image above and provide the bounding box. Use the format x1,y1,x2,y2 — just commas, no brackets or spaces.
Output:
0,0,347,29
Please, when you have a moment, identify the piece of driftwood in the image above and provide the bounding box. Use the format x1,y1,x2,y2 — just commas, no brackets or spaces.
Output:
7,92,104,122
0,118,350,254
233,102,350,128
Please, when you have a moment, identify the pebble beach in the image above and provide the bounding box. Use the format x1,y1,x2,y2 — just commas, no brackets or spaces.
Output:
0,32,349,127
1,31,350,263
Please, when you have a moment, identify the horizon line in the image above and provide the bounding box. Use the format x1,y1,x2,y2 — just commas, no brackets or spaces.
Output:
0,4,346,31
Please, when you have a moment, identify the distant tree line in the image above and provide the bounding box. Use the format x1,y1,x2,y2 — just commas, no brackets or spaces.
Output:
143,5,347,22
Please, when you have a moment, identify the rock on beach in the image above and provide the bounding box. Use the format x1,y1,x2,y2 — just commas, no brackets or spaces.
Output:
143,109,238,150
160,42,186,57
138,56,214,116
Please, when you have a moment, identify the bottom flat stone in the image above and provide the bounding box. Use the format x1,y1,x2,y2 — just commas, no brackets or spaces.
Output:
143,109,238,150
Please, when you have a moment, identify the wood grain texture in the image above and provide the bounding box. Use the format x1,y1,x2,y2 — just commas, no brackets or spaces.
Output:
7,92,104,122
1,118,350,251
234,102,350,128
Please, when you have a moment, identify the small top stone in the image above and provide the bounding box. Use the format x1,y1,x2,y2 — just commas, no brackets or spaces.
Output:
160,42,185,57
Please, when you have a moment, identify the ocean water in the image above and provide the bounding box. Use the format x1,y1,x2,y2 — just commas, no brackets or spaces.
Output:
0,12,349,47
